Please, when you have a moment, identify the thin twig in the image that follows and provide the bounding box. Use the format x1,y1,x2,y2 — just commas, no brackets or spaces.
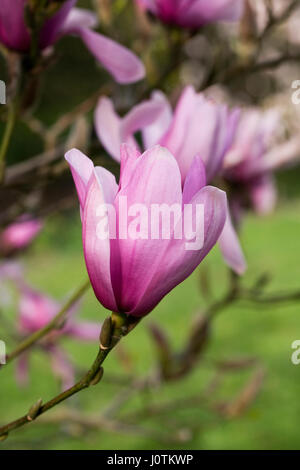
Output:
0,100,18,183
0,346,108,438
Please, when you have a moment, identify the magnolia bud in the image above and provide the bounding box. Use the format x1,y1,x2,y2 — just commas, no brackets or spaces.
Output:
90,367,104,386
27,398,43,421
99,317,113,350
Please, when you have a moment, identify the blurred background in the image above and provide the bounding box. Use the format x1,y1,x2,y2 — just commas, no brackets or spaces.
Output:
1,0,300,450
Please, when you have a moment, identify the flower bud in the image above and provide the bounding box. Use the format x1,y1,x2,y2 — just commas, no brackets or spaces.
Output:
99,317,113,350
27,398,43,421
90,367,104,386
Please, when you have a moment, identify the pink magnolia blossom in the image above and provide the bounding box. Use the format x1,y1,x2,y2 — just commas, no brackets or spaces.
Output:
16,283,100,389
223,108,283,215
94,86,246,274
65,144,227,317
0,0,145,84
137,0,244,28
0,218,43,255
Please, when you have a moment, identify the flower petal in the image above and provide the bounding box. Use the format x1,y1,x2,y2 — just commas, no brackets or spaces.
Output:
182,0,244,27
95,96,166,161
121,98,169,144
132,185,227,316
94,166,118,204
160,86,237,183
75,28,145,84
0,0,30,51
218,207,247,275
82,169,118,312
94,97,125,161
58,7,98,35
142,91,173,148
39,0,76,48
65,149,94,210
182,154,207,204
114,145,182,314
250,175,277,215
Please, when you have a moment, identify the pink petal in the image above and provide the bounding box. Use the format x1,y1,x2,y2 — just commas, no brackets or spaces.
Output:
65,149,94,210
139,0,243,28
94,166,118,204
0,0,30,51
183,0,244,27
19,286,59,333
58,7,98,35
142,91,173,148
94,97,125,161
160,86,198,180
82,170,118,312
75,28,145,84
39,0,76,48
245,137,300,178
122,99,168,144
0,219,43,252
250,175,277,215
114,145,182,314
182,154,207,204
131,185,227,316
119,144,142,190
218,207,247,275
95,96,167,161
160,86,237,183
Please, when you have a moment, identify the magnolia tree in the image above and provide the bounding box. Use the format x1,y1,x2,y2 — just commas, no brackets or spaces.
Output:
0,0,300,447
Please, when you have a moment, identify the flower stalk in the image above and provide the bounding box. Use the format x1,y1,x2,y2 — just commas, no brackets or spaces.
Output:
0,98,18,183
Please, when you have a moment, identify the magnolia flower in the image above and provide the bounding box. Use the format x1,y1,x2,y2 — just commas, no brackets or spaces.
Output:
0,0,145,84
223,108,282,215
137,0,244,28
94,86,246,274
65,144,227,317
0,218,43,256
16,283,100,389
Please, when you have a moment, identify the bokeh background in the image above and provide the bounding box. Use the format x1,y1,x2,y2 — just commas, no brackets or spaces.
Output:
1,0,300,450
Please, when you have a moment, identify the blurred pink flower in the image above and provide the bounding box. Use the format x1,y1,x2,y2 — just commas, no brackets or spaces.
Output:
0,0,145,84
137,0,244,28
95,86,239,182
66,144,227,317
0,260,24,282
223,108,282,215
16,283,100,389
0,218,43,255
94,86,246,274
